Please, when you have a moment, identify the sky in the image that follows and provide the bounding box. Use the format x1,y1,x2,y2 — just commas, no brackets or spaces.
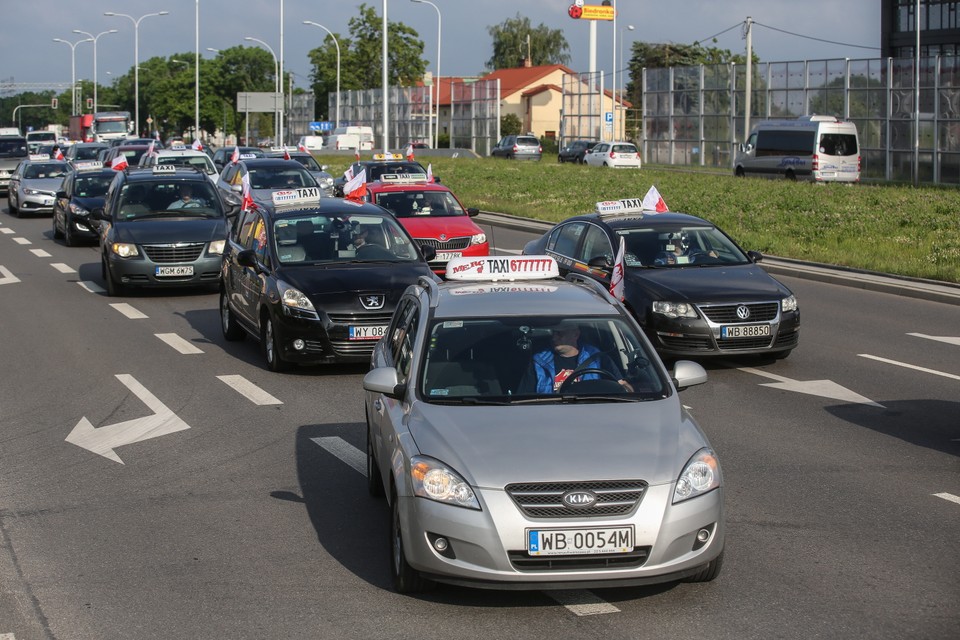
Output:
1,0,882,92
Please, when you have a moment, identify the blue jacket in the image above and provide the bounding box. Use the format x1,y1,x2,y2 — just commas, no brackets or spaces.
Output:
529,343,612,394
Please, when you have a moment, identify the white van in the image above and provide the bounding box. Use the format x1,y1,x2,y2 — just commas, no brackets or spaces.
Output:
734,115,860,182
297,135,324,152
324,126,374,151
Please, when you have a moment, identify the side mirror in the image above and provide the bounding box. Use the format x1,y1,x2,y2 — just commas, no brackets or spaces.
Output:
89,207,105,221
587,255,612,269
230,184,242,193
420,244,437,262
363,367,406,400
237,249,259,270
56,190,66,199
466,207,480,217
746,250,763,263
672,360,708,391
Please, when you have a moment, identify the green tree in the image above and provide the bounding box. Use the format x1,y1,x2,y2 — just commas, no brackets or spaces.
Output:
500,113,522,136
487,14,570,70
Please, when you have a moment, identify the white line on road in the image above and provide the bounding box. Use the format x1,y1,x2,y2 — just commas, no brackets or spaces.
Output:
1,228,14,234
548,590,621,616
155,333,204,354
933,492,960,505
1,632,17,639
110,303,148,319
30,248,51,257
51,262,75,274
908,333,960,347
311,436,367,475
217,375,283,405
13,237,30,245
78,280,105,294
858,354,960,381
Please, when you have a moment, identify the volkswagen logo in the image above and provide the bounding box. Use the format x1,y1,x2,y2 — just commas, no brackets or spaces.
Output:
360,294,385,310
562,490,597,508
736,305,751,320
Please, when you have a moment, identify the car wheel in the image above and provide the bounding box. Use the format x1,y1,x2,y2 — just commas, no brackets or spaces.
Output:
261,314,288,372
220,289,245,341
735,166,745,177
785,170,797,181
557,155,563,163
684,550,724,582
52,214,64,240
390,489,432,593
63,218,76,246
367,419,384,498
103,256,124,297
8,194,19,217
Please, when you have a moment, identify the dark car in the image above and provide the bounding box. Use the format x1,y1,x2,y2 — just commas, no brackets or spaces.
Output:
215,157,320,207
92,165,232,296
0,135,28,195
264,149,335,196
211,146,265,172
522,198,800,359
558,139,597,164
65,142,110,164
103,145,152,168
332,153,430,197
491,134,542,161
219,192,437,371
52,163,116,246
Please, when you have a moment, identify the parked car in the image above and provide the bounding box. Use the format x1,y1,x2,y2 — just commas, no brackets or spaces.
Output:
584,142,642,169
490,134,542,161
558,139,597,164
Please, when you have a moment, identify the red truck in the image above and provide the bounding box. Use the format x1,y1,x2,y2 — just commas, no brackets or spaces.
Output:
69,114,94,142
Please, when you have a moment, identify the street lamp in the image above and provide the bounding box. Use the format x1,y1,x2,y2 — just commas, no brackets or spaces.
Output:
410,0,441,149
104,11,168,137
620,24,634,140
53,37,92,116
195,0,200,143
73,29,118,115
303,21,340,129
245,36,280,143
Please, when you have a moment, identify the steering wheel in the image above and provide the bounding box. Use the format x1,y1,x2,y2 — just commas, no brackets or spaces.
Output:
183,201,201,209
557,367,619,393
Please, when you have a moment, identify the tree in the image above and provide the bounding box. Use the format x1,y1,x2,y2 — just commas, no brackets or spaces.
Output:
487,14,570,71
500,113,522,136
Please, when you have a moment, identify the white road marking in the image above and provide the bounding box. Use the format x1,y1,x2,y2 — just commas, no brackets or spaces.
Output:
1,633,17,639
155,333,204,354
1,228,15,234
739,367,884,408
51,262,75,274
858,354,960,381
110,303,148,319
548,590,621,616
30,248,51,257
78,280,105,294
217,375,283,405
0,266,20,285
933,492,960,505
311,436,366,475
13,237,30,245
908,333,960,347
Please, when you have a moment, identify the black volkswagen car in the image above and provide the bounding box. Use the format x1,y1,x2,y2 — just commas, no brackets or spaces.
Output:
219,192,437,371
52,162,116,246
522,199,800,359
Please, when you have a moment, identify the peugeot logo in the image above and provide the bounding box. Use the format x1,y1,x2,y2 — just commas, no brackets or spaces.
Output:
360,294,385,310
562,490,597,508
736,305,751,320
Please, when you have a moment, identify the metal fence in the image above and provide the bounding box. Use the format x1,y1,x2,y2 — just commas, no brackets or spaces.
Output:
633,55,960,184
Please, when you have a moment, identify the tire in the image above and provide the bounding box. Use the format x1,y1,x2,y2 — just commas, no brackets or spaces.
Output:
52,214,64,240
557,155,563,163
367,419,385,498
8,194,19,217
684,550,724,583
220,289,245,341
390,490,432,593
261,314,288,372
103,256,124,297
735,166,745,177
785,170,797,181
63,217,76,246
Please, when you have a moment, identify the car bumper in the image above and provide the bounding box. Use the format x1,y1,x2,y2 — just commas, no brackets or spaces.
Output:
398,484,724,590
649,310,800,357
65,214,99,239
17,192,57,213
269,306,392,364
106,251,222,289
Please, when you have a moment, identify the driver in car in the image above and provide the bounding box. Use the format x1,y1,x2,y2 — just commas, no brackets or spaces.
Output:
169,183,207,209
520,322,633,394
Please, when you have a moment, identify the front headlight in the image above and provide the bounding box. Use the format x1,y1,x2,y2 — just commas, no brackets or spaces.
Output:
673,448,721,504
69,203,90,216
208,239,226,255
410,456,480,510
652,301,698,318
110,242,139,258
322,177,334,187
277,280,316,312
470,232,487,245
23,187,40,195
781,294,798,313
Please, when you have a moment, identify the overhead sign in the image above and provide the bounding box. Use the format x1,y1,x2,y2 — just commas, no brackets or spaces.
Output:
309,121,334,132
568,3,615,21
237,92,283,113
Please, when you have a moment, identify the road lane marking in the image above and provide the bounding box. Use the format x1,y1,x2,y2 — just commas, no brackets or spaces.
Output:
51,262,75,274
13,237,30,245
217,375,282,405
311,436,366,475
110,303,148,319
858,354,960,381
739,367,884,408
548,590,621,616
1,633,17,639
1,228,14,234
155,333,204,354
30,248,51,257
908,333,960,347
933,492,960,505
0,266,20,285
78,280,105,294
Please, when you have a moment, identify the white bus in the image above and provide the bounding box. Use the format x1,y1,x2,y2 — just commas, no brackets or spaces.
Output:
734,115,860,183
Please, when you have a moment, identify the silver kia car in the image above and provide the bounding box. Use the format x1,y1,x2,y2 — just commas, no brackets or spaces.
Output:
363,255,724,592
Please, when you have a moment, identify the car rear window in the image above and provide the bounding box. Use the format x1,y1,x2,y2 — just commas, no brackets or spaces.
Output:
516,137,539,146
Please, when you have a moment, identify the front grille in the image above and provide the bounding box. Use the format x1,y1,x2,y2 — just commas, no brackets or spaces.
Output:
329,340,378,358
699,302,779,323
416,237,471,251
657,334,713,351
508,547,651,572
142,242,205,263
328,311,395,324
506,480,647,519
718,336,774,351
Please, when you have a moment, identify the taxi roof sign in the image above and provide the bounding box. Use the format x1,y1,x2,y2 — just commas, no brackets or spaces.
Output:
271,186,322,209
372,153,404,161
74,160,105,172
152,165,177,173
596,198,646,216
445,256,559,282
378,173,427,185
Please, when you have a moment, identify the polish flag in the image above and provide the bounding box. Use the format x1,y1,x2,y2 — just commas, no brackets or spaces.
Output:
146,140,156,157
241,172,255,210
343,168,367,201
609,236,626,301
283,148,291,160
343,166,354,182
641,185,669,213
110,155,129,171
230,146,240,164
426,163,434,183
354,149,360,161
53,148,64,160
298,142,307,152
192,139,203,151
405,143,414,161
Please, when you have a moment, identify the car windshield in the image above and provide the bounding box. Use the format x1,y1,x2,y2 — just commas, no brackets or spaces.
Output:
419,316,668,403
0,139,27,157
74,174,114,197
248,167,316,190
375,190,465,218
157,155,216,175
24,163,68,179
272,212,421,264
615,225,750,267
117,181,223,220
97,121,127,134
73,146,104,160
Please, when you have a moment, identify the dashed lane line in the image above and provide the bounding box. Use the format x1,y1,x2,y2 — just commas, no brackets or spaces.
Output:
29,248,51,258
51,263,75,274
217,375,283,405
311,436,366,475
908,333,960,347
858,354,960,381
109,303,148,319
0,228,14,235
12,237,30,245
155,333,204,355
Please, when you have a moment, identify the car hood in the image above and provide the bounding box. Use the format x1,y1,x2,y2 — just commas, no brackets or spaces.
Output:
398,217,482,239
631,263,790,302
406,401,705,487
281,262,434,296
23,178,64,192
113,217,227,245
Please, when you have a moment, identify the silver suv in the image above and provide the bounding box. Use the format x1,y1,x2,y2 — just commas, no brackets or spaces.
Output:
491,134,542,161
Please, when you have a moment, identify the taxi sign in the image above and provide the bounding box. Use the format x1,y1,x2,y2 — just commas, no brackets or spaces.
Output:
74,160,105,172
169,145,188,150
596,198,646,216
29,154,49,161
445,256,559,282
372,153,404,161
240,153,258,159
378,173,428,185
152,165,177,174
271,187,322,208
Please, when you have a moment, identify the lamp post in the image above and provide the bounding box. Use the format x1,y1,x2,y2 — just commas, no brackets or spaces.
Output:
245,36,280,143
194,0,200,143
73,29,117,115
104,11,168,137
303,21,340,129
620,24,634,141
410,0,441,149
53,37,92,116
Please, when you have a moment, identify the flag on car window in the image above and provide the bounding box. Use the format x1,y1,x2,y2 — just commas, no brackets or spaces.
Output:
354,149,360,161
298,142,307,153
405,143,414,161
641,185,668,213
343,168,367,202
53,147,64,161
146,140,156,157
110,155,129,171
241,172,255,211
283,148,291,160
192,139,203,152
426,163,434,183
230,146,240,164
610,236,626,301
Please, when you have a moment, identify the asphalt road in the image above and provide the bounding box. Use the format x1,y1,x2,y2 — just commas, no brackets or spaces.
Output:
0,208,957,640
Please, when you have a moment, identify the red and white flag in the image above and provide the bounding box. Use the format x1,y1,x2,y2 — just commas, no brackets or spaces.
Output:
343,166,354,182
343,168,367,201
241,172,255,211
609,236,626,301
298,141,307,152
230,146,240,164
110,155,129,171
354,149,360,161
192,138,203,151
283,148,291,160
405,143,414,161
146,140,156,157
641,185,669,213
53,148,64,160
426,163,434,183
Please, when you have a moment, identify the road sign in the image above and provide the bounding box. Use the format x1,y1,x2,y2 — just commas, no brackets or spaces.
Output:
309,121,333,132
605,111,613,124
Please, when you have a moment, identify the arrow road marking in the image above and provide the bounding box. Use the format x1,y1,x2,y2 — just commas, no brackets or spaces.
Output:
155,333,204,354
217,375,282,405
934,492,960,505
30,248,51,257
908,333,960,347
858,355,960,382
65,374,191,464
110,303,148,319
738,367,885,408
0,266,20,285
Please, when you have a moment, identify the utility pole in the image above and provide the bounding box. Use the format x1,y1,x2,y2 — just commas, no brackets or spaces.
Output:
744,16,753,143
